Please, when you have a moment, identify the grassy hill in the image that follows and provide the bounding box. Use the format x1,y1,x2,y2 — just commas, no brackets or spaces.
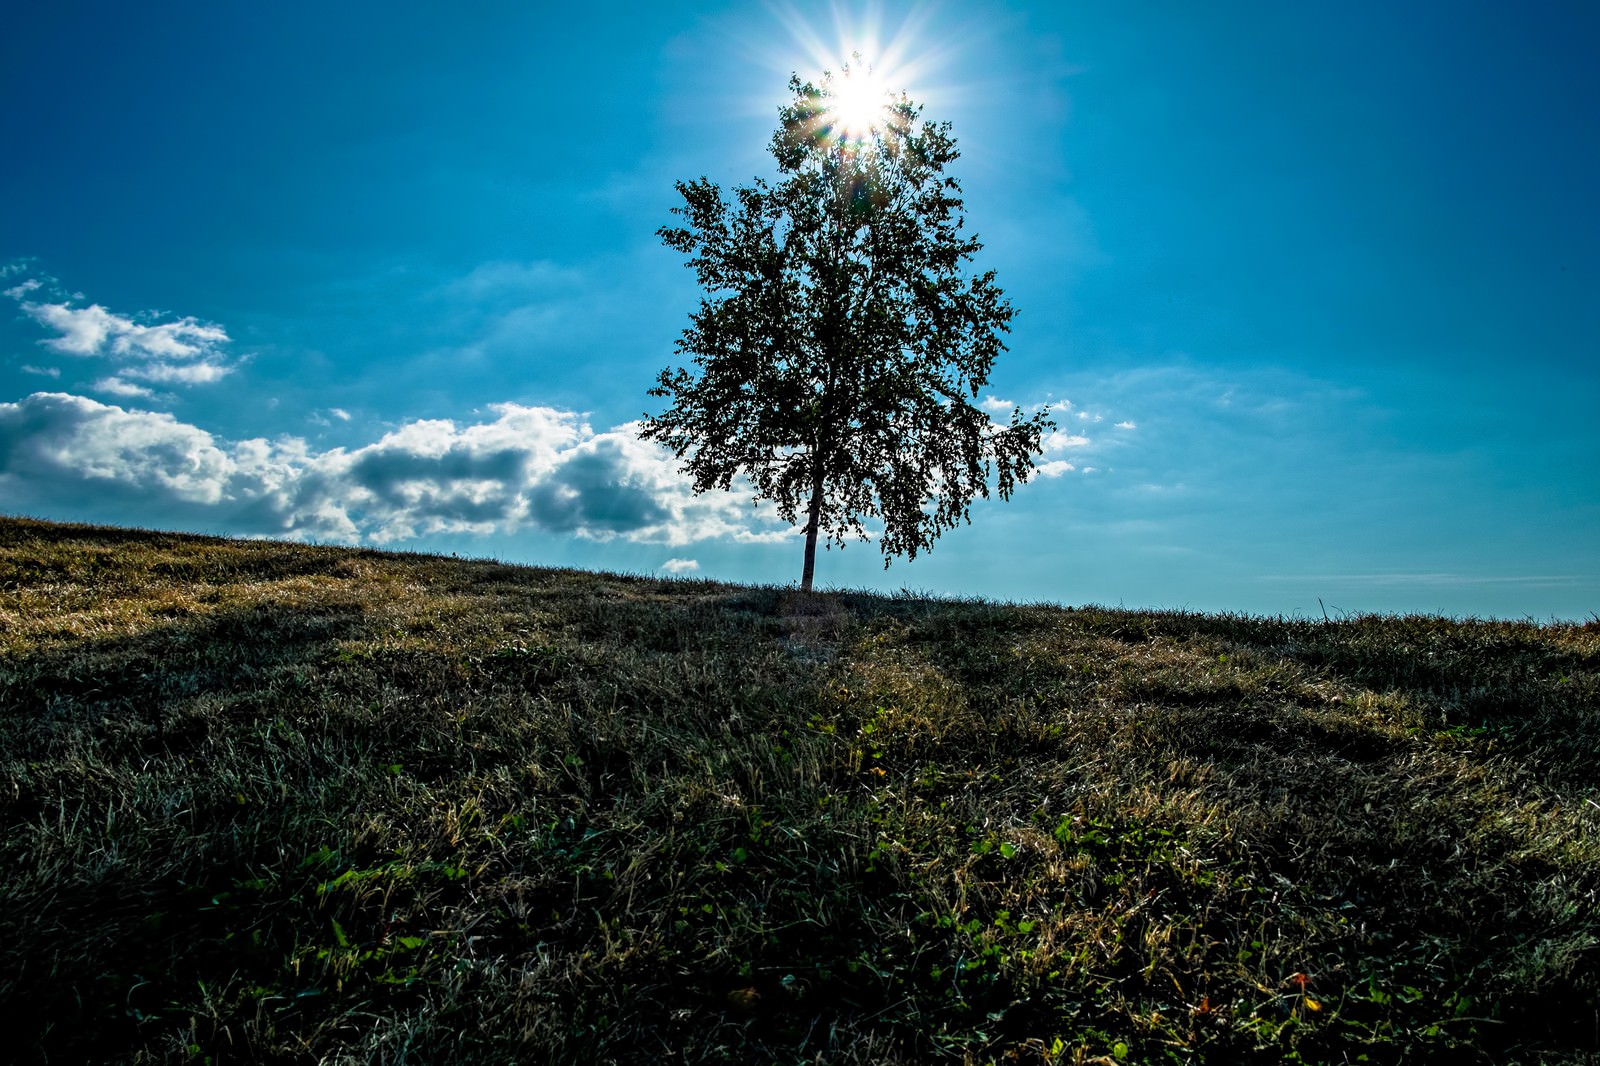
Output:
1,516,1596,1064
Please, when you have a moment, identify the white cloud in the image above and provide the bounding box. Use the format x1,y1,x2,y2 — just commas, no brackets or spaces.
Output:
124,360,234,385
0,392,233,504
93,377,157,399
986,396,1077,418
660,558,700,574
972,392,1139,475
299,407,792,546
1043,431,1092,452
5,276,238,390
19,365,60,378
21,300,228,360
0,391,793,548
308,408,353,428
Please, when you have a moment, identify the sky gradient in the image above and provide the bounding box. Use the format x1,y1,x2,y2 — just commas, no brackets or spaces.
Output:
3,1,1596,619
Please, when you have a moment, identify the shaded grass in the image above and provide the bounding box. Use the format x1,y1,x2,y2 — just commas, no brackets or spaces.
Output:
1,516,1596,1064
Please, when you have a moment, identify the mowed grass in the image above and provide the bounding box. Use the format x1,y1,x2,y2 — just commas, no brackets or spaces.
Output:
1,516,1596,1065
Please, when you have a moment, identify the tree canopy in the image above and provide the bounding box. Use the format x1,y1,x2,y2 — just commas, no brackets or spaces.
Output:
644,66,1054,591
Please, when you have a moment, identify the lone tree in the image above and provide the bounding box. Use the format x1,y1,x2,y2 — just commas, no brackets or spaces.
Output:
644,64,1054,592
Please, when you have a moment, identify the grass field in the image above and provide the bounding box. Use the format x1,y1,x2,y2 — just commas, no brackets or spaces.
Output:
1,516,1596,1064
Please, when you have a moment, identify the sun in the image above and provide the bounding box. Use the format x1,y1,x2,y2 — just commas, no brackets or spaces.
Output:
826,58,893,141
765,6,937,139
760,4,956,151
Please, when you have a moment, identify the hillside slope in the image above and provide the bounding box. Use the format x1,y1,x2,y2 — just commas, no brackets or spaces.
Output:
1,517,1596,1064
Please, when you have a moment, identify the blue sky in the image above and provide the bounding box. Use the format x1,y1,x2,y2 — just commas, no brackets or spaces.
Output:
2,1,1596,619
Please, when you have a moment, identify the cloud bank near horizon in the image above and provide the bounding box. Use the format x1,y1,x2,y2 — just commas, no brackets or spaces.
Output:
0,391,794,547
1,268,1125,551
0,269,787,546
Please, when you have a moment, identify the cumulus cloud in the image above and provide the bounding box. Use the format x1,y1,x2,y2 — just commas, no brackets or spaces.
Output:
1034,460,1076,478
24,301,228,360
1043,431,1092,452
5,276,239,391
0,392,793,547
660,558,700,574
93,377,157,399
0,392,233,504
125,360,233,385
1115,420,1137,430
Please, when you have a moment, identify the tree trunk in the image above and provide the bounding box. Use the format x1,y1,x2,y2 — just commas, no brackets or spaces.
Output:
800,464,826,593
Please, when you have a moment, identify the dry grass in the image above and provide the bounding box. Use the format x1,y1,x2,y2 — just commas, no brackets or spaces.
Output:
1,516,1596,1064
